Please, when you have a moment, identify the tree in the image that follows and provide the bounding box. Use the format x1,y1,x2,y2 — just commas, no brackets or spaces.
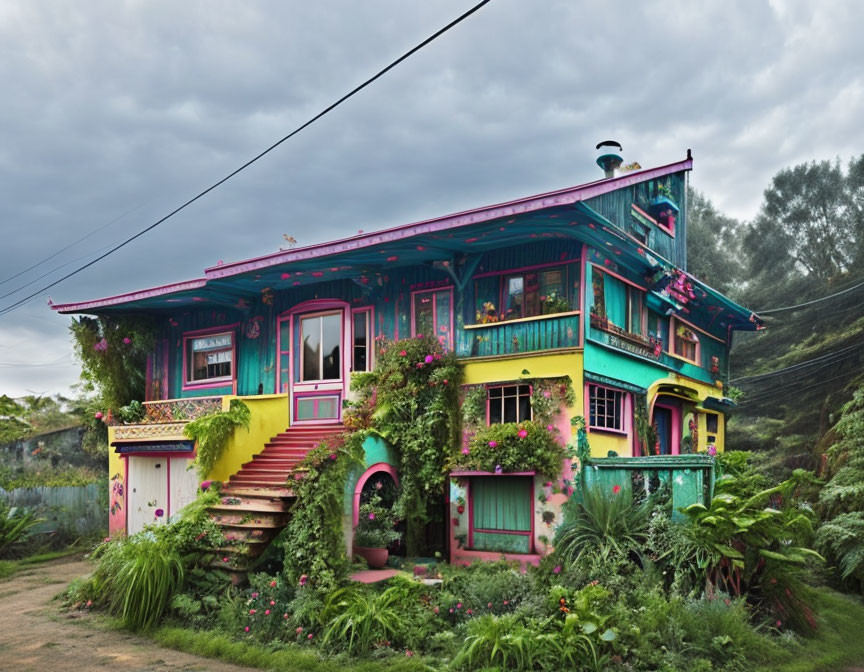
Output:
0,395,29,444
686,186,743,295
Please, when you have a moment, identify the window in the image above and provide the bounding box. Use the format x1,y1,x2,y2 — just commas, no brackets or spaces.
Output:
412,288,452,349
300,312,341,381
352,309,371,373
502,268,569,320
471,477,532,554
488,385,532,424
593,268,645,337
588,384,627,432
671,318,700,363
185,331,233,385
705,413,719,434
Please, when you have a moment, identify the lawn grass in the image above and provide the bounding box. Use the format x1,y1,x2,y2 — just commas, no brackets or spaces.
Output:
153,627,431,672
0,547,83,581
756,589,864,672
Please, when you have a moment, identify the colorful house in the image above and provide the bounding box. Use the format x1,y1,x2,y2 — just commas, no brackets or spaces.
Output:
52,150,762,566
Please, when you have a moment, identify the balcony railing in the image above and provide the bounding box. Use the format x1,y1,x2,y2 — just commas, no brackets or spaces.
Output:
458,312,581,358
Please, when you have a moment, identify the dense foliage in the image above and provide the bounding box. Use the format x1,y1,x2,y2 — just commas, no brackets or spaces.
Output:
457,421,565,477
282,432,364,592
350,336,462,555
354,490,401,549
0,502,43,558
184,399,251,478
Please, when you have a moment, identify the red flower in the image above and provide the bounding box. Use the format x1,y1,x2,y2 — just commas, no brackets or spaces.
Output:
612,485,621,495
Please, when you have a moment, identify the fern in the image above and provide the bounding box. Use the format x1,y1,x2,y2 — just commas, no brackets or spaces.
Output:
816,512,864,589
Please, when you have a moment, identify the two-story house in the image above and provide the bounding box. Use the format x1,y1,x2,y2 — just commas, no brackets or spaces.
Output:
52,150,761,566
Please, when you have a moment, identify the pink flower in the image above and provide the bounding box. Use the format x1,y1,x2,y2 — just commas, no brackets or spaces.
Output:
461,447,470,455
308,633,314,640
547,424,554,432
707,445,717,457
517,429,528,439
329,453,337,461
488,441,498,448
299,574,308,586
449,608,454,613
250,609,256,614
200,480,212,491
270,600,275,606
252,592,258,598
612,485,621,495
265,609,270,615
543,390,551,398
222,557,229,563
154,508,164,518
244,626,250,632
270,580,277,587
776,620,782,627
284,613,289,619
405,650,414,658
503,600,509,605
416,334,424,339
553,565,562,574
544,481,552,488
123,337,132,345
425,355,434,363
466,609,473,615
433,606,439,614
488,602,493,608
416,362,424,369
368,512,376,520
94,411,103,420
296,627,303,634
456,602,462,609
399,350,407,357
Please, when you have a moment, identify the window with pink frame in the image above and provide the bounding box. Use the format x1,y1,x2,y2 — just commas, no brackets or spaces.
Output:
184,331,234,386
411,287,453,349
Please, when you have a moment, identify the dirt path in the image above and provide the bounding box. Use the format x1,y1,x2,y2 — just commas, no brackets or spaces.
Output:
0,557,257,672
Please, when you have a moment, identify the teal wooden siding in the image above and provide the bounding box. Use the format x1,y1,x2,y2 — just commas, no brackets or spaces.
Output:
580,454,715,520
584,171,687,268
459,313,580,358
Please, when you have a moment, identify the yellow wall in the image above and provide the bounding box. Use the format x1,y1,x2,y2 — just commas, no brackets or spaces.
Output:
207,394,291,483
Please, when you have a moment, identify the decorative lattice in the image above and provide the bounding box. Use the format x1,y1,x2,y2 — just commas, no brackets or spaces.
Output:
143,397,222,423
114,423,188,440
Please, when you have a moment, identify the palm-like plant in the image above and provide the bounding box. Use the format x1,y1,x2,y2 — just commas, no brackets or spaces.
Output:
0,504,43,557
553,487,652,566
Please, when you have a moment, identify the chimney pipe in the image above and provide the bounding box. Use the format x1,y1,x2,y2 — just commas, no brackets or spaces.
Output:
595,140,623,178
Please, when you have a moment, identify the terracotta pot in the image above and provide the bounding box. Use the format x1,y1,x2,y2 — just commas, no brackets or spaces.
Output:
354,545,389,569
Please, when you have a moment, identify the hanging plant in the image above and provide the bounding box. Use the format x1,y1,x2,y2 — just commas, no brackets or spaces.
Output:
455,421,565,477
184,399,251,478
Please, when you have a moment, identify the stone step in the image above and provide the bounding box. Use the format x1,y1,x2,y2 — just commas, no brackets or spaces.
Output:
220,486,293,498
210,498,288,513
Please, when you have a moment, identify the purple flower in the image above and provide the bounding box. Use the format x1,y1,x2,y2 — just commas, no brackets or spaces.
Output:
553,565,562,574
200,480,212,491
488,441,498,448
368,512,376,520
461,447,470,456
154,508,164,518
494,464,503,474
707,445,717,457
424,354,434,364
517,429,528,439
547,424,554,432
122,337,132,345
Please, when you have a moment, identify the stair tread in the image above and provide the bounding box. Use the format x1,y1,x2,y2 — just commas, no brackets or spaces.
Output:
210,500,288,513
220,486,293,497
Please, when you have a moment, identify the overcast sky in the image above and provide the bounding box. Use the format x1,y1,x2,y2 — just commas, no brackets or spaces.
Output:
1,0,862,399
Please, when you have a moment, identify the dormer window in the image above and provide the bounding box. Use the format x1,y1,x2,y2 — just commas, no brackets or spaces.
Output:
671,317,700,364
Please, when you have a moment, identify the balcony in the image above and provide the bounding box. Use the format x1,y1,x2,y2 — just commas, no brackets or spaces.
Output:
458,311,581,358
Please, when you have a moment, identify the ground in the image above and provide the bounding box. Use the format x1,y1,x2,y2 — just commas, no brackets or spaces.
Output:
0,557,255,672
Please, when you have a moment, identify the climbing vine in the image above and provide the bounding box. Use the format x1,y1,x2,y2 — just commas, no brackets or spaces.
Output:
183,399,251,478
282,432,364,592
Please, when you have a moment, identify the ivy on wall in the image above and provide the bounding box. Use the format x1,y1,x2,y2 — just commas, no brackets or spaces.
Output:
183,399,251,478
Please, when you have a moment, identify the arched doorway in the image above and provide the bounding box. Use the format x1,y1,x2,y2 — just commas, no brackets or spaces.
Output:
352,464,404,556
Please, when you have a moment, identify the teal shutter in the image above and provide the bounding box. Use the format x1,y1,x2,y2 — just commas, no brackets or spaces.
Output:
471,477,532,553
604,274,627,328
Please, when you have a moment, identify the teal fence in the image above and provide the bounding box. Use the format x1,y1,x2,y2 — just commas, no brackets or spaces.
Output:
580,454,716,519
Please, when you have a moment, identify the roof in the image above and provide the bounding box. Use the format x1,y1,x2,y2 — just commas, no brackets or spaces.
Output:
50,155,760,332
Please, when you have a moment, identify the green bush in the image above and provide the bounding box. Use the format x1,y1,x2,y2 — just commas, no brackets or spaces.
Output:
816,511,864,592
184,399,251,478
553,486,652,567
320,585,402,655
0,502,43,558
458,421,566,477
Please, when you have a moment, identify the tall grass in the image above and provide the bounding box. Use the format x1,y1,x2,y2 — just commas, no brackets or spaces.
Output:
320,585,401,655
92,533,184,630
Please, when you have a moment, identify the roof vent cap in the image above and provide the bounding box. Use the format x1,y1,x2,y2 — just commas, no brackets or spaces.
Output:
596,140,623,178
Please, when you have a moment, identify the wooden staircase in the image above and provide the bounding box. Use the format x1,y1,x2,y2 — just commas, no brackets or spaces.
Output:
209,423,343,573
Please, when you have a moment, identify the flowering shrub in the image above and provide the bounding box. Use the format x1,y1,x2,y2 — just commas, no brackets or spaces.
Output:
456,421,565,477
354,490,401,549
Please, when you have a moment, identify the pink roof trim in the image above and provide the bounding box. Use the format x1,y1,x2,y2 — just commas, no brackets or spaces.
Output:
205,158,692,279
51,278,207,313
50,157,692,313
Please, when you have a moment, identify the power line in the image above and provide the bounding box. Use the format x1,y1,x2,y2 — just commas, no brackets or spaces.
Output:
0,0,492,318
731,342,864,384
739,367,864,405
756,277,864,314
0,202,146,288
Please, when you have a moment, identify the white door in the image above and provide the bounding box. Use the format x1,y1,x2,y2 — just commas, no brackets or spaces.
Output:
292,310,346,422
127,456,169,534
169,457,199,517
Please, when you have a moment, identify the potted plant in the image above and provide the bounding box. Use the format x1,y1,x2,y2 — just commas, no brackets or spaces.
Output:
353,491,401,569
649,182,680,226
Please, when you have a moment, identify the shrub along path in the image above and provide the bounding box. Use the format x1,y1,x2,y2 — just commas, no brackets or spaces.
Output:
0,557,256,672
